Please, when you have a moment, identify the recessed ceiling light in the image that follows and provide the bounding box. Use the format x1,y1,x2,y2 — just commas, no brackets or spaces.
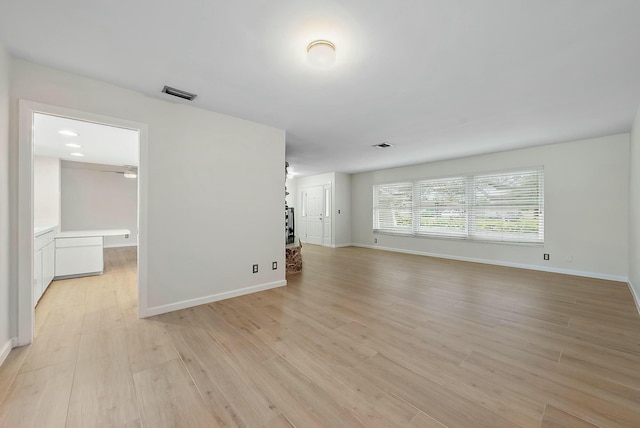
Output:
58,130,78,137
65,143,81,148
70,152,85,157
373,142,394,149
307,40,336,68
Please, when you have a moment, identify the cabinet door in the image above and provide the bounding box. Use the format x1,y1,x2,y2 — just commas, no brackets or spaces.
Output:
55,237,103,277
34,249,43,306
42,241,55,291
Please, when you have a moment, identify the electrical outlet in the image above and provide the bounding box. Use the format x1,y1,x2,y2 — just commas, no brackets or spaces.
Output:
272,261,277,270
338,209,341,214
374,238,378,244
543,253,549,261
252,264,258,273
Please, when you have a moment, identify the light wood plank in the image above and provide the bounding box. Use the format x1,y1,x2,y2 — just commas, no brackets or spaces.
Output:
2,245,640,428
170,325,281,427
408,411,447,428
0,345,29,407
124,319,179,373
18,331,80,373
132,358,218,428
541,404,599,428
0,361,75,427
66,356,139,427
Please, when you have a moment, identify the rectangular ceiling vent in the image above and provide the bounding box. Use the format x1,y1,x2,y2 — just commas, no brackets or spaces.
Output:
161,85,197,101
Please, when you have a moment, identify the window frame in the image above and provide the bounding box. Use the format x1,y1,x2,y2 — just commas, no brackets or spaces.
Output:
372,167,544,245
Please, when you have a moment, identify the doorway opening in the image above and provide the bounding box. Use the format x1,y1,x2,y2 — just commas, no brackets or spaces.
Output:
17,101,148,346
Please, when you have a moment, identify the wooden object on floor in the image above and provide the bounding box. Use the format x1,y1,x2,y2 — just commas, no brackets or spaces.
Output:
285,238,302,274
1,245,640,427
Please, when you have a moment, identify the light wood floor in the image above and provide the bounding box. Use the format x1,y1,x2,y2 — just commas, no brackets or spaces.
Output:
1,245,640,427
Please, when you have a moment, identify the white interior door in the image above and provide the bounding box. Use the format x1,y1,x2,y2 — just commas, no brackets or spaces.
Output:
305,186,324,245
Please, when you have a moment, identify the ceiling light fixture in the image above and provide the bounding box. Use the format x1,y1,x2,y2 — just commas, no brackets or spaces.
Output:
70,152,85,157
373,142,394,149
123,171,137,179
65,143,82,148
307,40,336,68
58,130,79,137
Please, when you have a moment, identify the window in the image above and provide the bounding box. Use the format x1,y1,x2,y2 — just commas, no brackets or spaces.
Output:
470,169,544,243
415,176,467,238
325,188,331,217
373,168,544,244
372,182,413,235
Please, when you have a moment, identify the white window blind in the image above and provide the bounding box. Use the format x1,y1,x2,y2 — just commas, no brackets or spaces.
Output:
372,167,544,244
373,182,413,234
415,176,467,238
470,169,544,243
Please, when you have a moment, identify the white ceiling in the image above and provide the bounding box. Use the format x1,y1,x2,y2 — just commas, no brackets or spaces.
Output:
3,1,640,176
34,113,139,167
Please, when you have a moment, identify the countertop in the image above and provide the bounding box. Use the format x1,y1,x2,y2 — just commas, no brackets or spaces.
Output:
34,225,57,237
55,229,131,239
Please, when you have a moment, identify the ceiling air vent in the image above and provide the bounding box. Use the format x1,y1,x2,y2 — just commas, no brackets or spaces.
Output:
373,142,394,149
161,85,197,101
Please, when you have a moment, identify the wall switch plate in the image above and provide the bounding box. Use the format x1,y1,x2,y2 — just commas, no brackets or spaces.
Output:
252,264,258,273
543,253,549,261
272,261,277,270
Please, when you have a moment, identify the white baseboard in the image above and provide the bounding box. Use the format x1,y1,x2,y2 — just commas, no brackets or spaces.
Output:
628,280,640,315
330,243,353,248
141,280,287,318
0,337,17,367
351,243,628,282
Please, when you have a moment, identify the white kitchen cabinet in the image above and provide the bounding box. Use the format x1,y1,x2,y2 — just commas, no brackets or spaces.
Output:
53,229,130,279
42,241,55,287
55,236,104,278
34,248,43,306
34,228,56,306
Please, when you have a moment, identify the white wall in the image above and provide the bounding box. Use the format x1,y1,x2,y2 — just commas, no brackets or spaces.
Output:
33,155,60,229
9,58,286,316
0,43,12,362
295,173,335,189
352,134,630,280
61,162,137,248
285,177,296,208
334,172,352,246
629,106,640,303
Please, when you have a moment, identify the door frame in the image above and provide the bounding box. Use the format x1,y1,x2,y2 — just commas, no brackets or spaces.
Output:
17,100,149,346
298,183,332,247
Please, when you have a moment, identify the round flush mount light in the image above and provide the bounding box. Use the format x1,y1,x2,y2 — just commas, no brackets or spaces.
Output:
59,130,79,137
307,40,336,67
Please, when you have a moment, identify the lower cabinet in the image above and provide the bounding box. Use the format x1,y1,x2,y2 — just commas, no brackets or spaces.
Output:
55,236,104,278
42,241,55,288
34,248,43,307
34,231,55,306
